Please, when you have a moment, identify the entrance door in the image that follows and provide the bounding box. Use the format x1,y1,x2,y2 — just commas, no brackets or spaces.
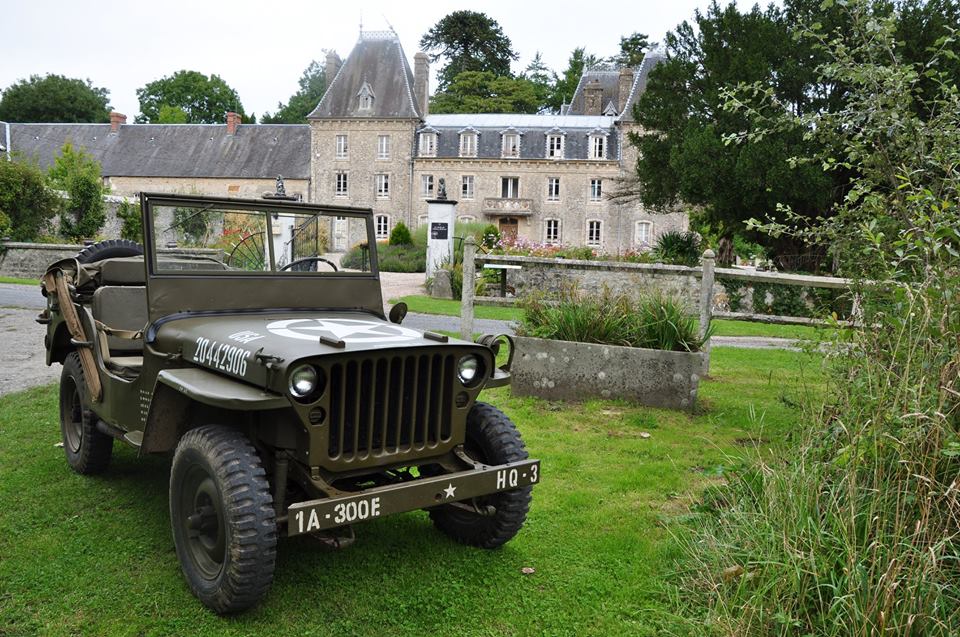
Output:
499,217,519,241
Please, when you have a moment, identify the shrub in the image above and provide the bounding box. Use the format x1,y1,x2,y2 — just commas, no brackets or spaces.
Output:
342,241,426,273
518,285,708,352
389,221,413,246
0,158,60,241
480,224,500,249
48,143,105,240
0,210,10,238
116,200,142,243
652,230,701,266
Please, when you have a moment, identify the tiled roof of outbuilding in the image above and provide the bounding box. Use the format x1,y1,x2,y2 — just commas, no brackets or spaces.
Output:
8,123,311,179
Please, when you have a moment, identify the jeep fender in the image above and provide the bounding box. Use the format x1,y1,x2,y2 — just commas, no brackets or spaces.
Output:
140,367,288,454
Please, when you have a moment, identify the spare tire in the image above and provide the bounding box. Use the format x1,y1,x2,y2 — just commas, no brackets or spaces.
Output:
75,239,143,265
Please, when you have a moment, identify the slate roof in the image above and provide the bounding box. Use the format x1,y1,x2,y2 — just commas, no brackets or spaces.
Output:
8,123,311,178
565,70,622,116
420,114,619,161
308,31,421,119
617,49,666,123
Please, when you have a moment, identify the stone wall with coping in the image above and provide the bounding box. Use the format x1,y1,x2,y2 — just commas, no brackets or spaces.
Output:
478,254,709,310
0,242,86,279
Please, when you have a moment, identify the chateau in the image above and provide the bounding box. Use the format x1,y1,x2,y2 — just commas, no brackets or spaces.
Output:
6,30,686,252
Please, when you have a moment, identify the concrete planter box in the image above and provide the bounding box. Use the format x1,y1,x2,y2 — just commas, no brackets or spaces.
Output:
511,336,705,411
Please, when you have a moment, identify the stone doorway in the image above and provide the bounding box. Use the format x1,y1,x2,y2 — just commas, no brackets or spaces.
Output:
499,217,519,240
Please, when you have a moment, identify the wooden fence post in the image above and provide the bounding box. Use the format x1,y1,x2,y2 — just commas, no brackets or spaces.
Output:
699,249,715,375
460,237,476,340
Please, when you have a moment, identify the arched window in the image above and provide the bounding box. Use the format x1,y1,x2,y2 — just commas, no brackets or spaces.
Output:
635,220,653,246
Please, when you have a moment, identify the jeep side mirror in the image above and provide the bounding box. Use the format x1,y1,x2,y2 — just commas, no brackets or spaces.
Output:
388,302,408,325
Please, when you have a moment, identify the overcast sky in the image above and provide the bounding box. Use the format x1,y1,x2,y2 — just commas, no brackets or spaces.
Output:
1,0,763,120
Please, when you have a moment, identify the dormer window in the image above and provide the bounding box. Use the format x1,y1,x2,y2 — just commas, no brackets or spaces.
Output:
589,134,607,160
546,132,564,159
357,82,375,112
459,131,478,157
501,131,521,158
419,131,437,157
602,101,618,117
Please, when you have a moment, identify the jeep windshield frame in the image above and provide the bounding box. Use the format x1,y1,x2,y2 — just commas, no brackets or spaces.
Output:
140,193,386,322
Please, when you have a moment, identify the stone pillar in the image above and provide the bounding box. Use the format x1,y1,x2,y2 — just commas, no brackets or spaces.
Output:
414,52,430,116
425,185,456,278
699,249,715,375
460,236,476,340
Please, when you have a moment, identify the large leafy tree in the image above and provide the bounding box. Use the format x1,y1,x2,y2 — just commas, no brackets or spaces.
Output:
523,53,554,113
0,74,111,123
430,71,540,114
136,70,245,123
628,1,840,261
419,11,518,91
261,60,327,124
48,143,105,240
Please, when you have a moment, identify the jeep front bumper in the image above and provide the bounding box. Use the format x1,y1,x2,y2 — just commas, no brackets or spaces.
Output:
287,458,540,536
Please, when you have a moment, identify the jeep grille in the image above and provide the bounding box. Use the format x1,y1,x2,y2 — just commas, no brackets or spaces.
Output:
327,353,455,462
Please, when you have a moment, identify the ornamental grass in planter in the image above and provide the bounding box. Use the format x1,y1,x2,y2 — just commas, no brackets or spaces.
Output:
512,286,710,410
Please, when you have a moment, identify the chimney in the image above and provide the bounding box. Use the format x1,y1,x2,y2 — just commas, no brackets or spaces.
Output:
414,52,430,116
618,67,635,115
109,111,126,134
583,80,603,116
226,111,240,135
325,51,342,88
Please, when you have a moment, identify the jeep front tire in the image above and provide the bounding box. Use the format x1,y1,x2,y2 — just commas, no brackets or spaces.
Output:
169,425,277,614
429,402,532,548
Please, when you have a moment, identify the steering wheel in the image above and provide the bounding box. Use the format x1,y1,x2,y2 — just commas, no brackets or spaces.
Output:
280,257,339,272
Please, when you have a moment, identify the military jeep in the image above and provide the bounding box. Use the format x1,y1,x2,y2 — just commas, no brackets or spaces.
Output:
39,193,539,614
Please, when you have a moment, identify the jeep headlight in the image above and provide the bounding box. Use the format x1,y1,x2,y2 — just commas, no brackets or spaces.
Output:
289,365,318,399
457,355,483,387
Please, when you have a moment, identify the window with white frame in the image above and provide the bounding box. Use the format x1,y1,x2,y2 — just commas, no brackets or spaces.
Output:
500,176,520,198
589,134,606,160
546,134,564,159
419,132,437,157
377,135,390,159
502,132,520,158
547,177,560,201
590,178,603,201
461,175,475,199
421,174,434,197
635,220,653,246
545,218,561,244
375,214,390,239
335,134,348,159
335,171,348,197
587,220,602,247
375,173,390,198
459,132,477,157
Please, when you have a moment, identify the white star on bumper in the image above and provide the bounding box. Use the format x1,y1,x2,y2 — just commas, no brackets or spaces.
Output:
443,483,457,499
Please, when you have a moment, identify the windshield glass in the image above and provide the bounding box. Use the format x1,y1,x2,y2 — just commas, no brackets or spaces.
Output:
148,203,374,276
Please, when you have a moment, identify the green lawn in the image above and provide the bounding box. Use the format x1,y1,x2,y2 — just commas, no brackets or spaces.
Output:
0,347,820,636
0,276,39,286
392,294,821,340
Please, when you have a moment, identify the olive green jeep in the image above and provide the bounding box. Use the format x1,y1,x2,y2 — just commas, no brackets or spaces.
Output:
39,193,539,613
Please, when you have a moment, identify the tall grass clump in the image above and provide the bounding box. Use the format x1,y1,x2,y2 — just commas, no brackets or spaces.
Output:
518,285,709,352
680,4,960,634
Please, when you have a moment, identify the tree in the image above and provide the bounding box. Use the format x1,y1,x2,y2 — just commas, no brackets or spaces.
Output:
0,74,111,123
419,11,518,91
627,1,838,261
546,48,603,113
261,60,327,124
156,104,188,123
136,71,245,123
430,71,540,114
0,158,60,240
48,143,105,240
523,52,554,113
613,32,650,67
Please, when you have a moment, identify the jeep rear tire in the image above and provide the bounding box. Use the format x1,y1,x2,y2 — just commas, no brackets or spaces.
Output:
429,402,532,548
59,352,113,474
75,239,143,264
170,426,277,614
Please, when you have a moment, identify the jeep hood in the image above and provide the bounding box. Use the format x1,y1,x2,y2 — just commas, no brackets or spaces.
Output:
151,310,478,388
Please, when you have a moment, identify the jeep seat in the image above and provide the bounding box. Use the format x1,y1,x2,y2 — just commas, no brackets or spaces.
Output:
90,286,148,378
